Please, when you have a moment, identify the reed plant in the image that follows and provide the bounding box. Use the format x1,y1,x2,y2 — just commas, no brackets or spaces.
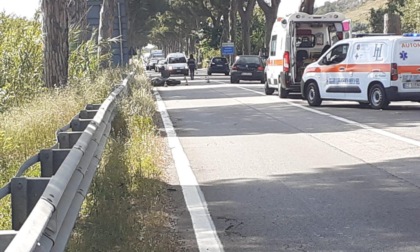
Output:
0,12,44,111
1,12,179,250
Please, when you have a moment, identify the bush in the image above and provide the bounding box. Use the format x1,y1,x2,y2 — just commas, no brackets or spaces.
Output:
0,12,44,111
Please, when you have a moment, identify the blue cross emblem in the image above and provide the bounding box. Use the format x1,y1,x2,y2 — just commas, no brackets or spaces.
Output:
400,51,408,61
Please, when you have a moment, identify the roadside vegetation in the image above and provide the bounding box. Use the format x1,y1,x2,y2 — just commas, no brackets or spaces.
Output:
316,0,419,33
0,13,180,250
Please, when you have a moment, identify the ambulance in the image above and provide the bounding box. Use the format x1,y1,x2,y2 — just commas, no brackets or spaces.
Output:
301,33,420,109
265,12,351,98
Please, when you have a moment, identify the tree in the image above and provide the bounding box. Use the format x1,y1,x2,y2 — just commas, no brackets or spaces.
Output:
367,0,406,33
237,0,256,55
300,0,315,14
368,7,386,33
41,0,69,87
98,0,116,68
68,0,88,42
256,0,280,50
400,0,419,32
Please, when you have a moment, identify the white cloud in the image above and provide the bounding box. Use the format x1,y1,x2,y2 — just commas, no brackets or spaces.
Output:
0,0,39,18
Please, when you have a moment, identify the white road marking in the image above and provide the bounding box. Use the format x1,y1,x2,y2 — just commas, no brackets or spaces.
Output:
154,89,224,252
237,86,420,148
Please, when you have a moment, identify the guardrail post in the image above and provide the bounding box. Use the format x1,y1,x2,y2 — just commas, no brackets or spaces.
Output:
70,118,91,132
40,149,71,177
11,178,50,230
79,110,97,119
85,104,101,110
0,231,18,251
57,132,82,149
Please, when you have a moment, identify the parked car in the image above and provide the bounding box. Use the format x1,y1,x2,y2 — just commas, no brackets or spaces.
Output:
207,57,230,75
230,55,265,84
155,59,165,72
163,53,189,76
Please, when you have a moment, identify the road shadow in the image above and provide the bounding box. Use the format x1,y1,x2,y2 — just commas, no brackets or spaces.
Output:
193,156,420,251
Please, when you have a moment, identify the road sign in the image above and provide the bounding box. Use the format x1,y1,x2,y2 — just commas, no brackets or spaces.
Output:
221,42,235,55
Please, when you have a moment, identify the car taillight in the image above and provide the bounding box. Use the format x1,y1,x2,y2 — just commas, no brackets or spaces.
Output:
232,65,238,70
391,63,398,81
283,51,290,72
257,66,264,71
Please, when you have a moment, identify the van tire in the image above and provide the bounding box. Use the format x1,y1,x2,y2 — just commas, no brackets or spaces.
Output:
369,84,389,109
279,86,289,98
306,82,322,106
265,82,275,95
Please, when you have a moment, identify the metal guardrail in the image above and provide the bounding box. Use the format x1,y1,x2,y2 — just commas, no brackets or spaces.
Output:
0,73,133,252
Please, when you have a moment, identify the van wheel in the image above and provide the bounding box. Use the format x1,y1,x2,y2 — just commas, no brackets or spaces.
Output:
306,82,322,106
265,82,274,95
369,84,389,109
279,85,289,98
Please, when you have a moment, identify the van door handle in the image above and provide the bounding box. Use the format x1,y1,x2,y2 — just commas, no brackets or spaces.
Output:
339,67,345,72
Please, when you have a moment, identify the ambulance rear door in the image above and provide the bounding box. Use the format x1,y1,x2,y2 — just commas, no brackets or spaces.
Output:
289,21,297,84
395,35,420,94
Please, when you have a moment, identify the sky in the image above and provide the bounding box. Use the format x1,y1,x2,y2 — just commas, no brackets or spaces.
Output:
0,0,337,19
0,0,39,18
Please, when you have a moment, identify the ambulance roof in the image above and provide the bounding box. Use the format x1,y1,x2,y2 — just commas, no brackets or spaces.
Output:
339,35,411,44
277,12,346,22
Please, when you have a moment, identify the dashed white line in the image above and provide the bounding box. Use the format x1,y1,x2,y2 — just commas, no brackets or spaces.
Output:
154,89,224,252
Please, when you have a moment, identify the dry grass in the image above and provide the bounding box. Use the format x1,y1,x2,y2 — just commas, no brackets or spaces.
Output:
0,69,122,229
66,68,183,251
344,0,388,24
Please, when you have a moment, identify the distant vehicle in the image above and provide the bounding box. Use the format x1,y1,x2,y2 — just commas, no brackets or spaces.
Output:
146,53,165,71
230,55,265,84
207,57,230,75
155,59,165,72
301,33,420,109
163,53,189,76
264,12,351,98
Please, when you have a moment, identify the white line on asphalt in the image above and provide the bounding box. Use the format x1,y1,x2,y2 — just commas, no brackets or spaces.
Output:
154,89,224,252
237,86,420,148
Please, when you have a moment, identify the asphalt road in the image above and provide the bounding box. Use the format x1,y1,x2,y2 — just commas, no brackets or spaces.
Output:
149,68,420,252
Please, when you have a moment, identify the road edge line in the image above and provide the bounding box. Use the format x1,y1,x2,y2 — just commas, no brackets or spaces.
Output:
154,88,224,252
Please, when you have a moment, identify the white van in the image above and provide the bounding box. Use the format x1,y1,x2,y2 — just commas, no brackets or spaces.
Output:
301,33,420,109
163,53,189,76
265,12,351,98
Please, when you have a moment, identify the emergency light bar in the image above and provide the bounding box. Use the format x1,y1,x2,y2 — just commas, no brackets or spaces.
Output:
403,33,420,37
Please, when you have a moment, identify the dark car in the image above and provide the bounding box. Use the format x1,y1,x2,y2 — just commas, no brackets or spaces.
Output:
207,57,230,75
230,55,265,84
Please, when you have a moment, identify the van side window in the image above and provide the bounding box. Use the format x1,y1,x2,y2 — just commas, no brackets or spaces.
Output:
320,44,349,65
270,35,277,56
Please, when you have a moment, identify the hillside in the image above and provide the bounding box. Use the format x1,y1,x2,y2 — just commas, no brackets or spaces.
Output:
315,0,388,24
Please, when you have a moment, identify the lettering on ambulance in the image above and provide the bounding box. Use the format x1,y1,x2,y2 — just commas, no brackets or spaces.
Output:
353,43,387,63
401,42,420,48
